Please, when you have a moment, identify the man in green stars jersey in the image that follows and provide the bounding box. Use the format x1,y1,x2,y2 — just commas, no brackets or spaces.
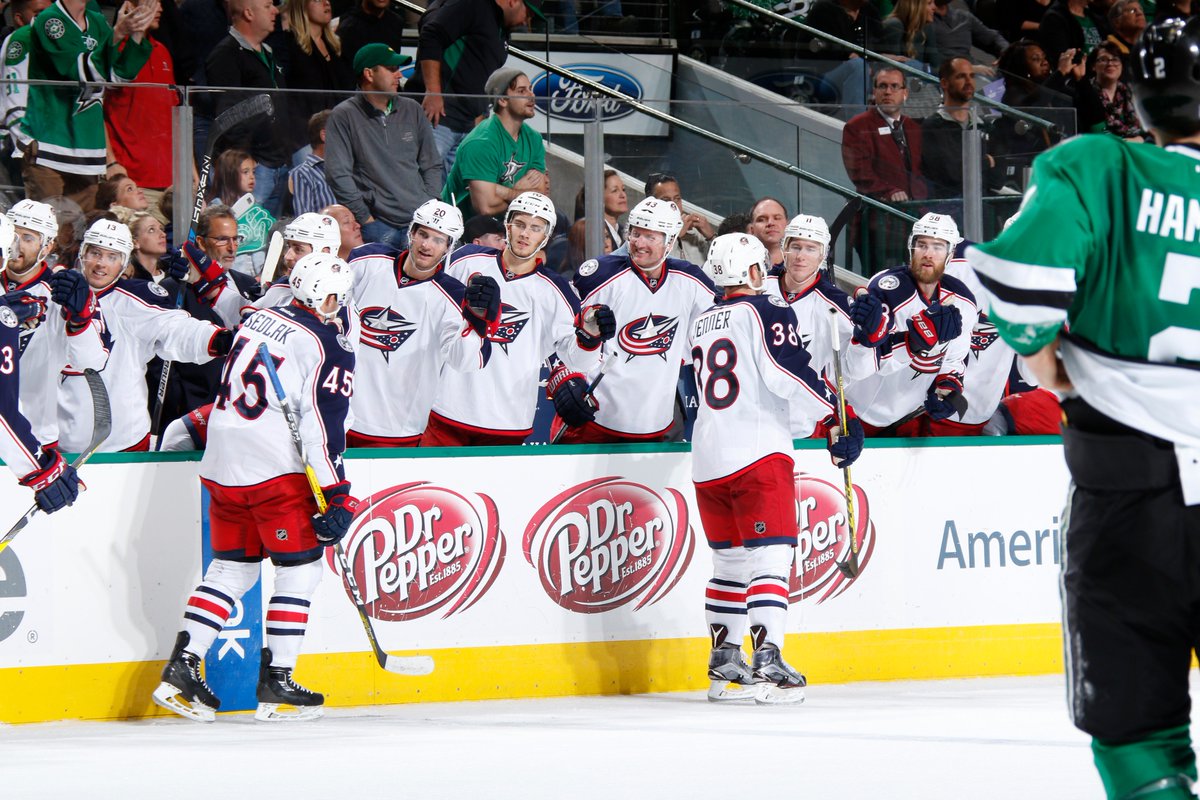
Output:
969,18,1200,800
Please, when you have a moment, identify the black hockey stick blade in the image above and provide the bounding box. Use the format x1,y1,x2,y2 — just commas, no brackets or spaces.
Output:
0,369,111,553
836,550,861,579
209,93,274,152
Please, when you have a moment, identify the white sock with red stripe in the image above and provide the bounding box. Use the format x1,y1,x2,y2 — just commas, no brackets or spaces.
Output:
180,559,262,658
746,544,794,650
265,559,323,670
706,547,753,648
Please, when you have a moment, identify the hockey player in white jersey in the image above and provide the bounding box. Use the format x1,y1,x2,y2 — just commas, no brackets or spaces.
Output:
560,196,714,443
3,199,109,448
155,252,359,723
251,212,342,314
57,220,234,452
691,233,863,705
426,191,614,446
844,213,979,436
348,198,499,447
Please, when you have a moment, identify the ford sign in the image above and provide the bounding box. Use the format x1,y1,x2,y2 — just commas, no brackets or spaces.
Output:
532,65,642,123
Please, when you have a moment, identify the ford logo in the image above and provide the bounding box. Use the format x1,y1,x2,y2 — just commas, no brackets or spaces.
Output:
531,65,642,122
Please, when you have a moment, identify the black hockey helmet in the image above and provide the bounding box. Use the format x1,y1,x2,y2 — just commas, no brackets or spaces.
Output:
1129,17,1200,136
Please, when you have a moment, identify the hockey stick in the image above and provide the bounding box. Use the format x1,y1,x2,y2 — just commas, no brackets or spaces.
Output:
150,94,275,448
549,355,614,445
827,309,860,579
0,369,111,554
259,231,284,288
257,344,434,677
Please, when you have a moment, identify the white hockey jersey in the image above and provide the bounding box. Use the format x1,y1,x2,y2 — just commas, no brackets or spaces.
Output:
200,304,356,490
573,254,715,437
434,245,599,435
348,244,489,441
4,264,109,446
844,266,979,428
247,278,292,315
689,293,837,483
58,279,222,452
0,309,53,478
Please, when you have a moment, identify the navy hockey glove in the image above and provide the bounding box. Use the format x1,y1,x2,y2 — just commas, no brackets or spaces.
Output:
312,483,359,546
547,364,596,428
825,413,865,468
574,304,616,350
48,270,96,331
0,289,48,330
168,241,228,301
20,450,80,514
847,291,889,348
208,329,234,357
906,302,962,355
923,374,968,421
462,274,501,337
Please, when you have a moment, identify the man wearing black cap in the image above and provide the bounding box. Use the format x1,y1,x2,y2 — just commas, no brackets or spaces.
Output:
325,43,443,249
441,66,548,219
407,0,544,178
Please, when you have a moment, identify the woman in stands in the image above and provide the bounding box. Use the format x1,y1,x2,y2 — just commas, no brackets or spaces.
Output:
281,0,353,166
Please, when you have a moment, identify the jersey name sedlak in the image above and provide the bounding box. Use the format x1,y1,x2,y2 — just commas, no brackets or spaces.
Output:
241,314,296,345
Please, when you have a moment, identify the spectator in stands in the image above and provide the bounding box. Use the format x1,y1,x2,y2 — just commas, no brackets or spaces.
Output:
326,44,440,248
116,209,169,282
882,0,941,70
320,203,363,259
463,214,506,248
335,0,408,66
289,110,337,215
44,195,83,268
805,0,886,110
566,216,615,273
0,0,52,188
1038,0,1109,64
281,0,354,166
205,0,292,217
1105,0,1147,68
180,0,231,79
207,150,256,208
104,0,177,219
13,0,156,212
748,197,788,269
1153,0,1192,21
716,211,751,236
407,0,540,177
921,57,996,203
441,67,548,219
1090,40,1148,140
644,172,714,265
998,0,1052,41
96,175,151,214
569,169,627,267
931,0,1009,66
842,65,927,270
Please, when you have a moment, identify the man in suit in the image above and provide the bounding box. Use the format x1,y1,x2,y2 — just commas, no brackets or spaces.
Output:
841,66,927,272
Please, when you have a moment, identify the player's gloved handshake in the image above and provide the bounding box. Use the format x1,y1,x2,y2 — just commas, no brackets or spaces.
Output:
924,373,968,421
166,241,228,302
848,291,889,348
48,270,96,332
906,302,961,355
0,289,48,330
20,449,80,514
461,274,501,337
546,362,596,428
312,482,360,546
574,304,616,350
823,410,865,468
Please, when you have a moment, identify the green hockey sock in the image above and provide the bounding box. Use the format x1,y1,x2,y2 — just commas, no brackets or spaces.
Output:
1092,725,1198,799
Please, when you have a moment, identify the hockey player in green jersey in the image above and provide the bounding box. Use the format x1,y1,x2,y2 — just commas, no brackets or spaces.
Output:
12,0,157,211
969,18,1200,800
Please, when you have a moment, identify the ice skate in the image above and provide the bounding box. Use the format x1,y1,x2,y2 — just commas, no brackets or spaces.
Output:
751,643,806,706
255,648,324,722
151,632,220,723
707,643,757,702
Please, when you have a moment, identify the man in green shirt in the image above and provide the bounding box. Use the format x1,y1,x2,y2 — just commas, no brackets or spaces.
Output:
441,66,548,220
970,18,1200,800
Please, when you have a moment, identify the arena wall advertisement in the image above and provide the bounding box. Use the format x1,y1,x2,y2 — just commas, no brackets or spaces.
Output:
0,441,1070,723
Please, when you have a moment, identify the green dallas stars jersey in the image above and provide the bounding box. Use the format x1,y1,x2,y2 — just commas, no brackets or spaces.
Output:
968,134,1200,446
12,1,149,175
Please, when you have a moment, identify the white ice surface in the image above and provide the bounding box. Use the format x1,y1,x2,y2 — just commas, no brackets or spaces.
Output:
0,675,1103,799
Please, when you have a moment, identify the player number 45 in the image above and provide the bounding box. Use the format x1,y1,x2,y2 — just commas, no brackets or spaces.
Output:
321,366,353,397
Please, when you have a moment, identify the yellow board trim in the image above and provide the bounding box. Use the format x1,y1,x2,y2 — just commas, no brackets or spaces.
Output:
0,622,1064,724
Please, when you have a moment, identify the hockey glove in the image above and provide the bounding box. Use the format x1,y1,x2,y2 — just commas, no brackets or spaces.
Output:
462,274,501,337
574,304,616,351
847,291,889,348
312,483,359,546
208,328,234,357
48,270,96,331
547,363,596,428
824,413,865,468
0,290,48,330
169,241,228,302
906,302,962,355
923,374,968,421
20,449,80,514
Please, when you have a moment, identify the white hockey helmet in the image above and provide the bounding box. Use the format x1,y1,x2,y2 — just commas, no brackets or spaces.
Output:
505,191,556,252
7,199,59,243
782,213,831,258
703,232,769,291
407,198,465,250
627,196,683,255
908,213,961,253
0,214,15,267
290,252,354,319
284,212,341,254
82,219,134,264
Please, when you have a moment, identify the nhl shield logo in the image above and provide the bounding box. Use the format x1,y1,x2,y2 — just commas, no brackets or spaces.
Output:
275,528,288,541
754,521,767,534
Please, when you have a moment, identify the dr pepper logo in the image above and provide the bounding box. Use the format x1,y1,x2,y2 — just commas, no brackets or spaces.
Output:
329,482,506,621
524,477,694,613
790,472,876,603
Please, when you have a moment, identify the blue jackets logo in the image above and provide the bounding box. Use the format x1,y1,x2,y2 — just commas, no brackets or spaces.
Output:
532,65,641,122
